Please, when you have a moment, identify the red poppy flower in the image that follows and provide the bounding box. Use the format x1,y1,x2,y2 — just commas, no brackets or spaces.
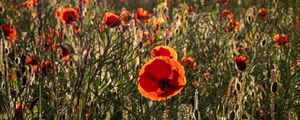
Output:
235,55,247,71
57,46,71,62
26,58,38,72
82,0,88,6
59,7,79,25
274,34,288,47
258,8,267,20
187,5,194,13
220,9,233,22
119,9,131,23
221,0,229,5
15,102,24,118
135,8,152,23
180,57,197,70
23,0,37,8
138,56,186,101
41,61,52,73
103,12,122,28
295,21,300,28
7,73,16,79
225,21,238,32
151,45,178,60
1,24,17,40
296,58,300,66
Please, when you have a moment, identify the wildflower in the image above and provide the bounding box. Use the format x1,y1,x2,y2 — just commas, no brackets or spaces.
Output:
26,58,38,72
57,46,71,62
274,34,288,47
138,56,186,101
1,24,17,40
7,73,16,79
59,7,79,25
220,9,233,22
151,45,178,60
41,61,52,73
187,5,194,13
295,21,300,28
103,12,122,28
82,0,88,6
258,8,267,20
119,9,131,23
15,102,24,118
225,21,238,32
221,0,229,5
180,57,197,70
135,8,152,23
235,55,247,71
23,0,37,8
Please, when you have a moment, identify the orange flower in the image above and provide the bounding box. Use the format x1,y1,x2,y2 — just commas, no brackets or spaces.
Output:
274,34,288,47
7,73,16,79
135,8,152,23
103,12,122,28
23,0,37,8
26,58,38,73
295,21,300,28
59,7,79,25
41,61,52,73
180,57,196,70
221,0,229,5
296,58,300,65
220,9,233,22
82,0,88,6
120,9,131,23
151,45,178,60
235,55,247,71
225,21,238,32
57,46,71,62
258,8,267,20
1,24,17,40
138,57,186,101
41,29,58,50
15,102,24,118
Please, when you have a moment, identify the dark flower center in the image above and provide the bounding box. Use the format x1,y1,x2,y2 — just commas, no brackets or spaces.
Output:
3,29,11,36
159,79,171,91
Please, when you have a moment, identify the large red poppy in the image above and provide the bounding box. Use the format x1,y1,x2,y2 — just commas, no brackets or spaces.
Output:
135,8,152,23
138,56,186,101
59,7,79,25
151,45,178,60
1,24,17,40
103,12,122,28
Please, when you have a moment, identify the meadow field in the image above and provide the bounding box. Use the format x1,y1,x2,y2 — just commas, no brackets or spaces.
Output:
0,0,300,119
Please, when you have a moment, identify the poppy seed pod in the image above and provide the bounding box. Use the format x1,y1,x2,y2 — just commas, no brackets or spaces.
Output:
271,82,278,93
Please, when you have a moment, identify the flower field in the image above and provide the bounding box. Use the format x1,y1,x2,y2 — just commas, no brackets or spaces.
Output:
0,0,300,119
